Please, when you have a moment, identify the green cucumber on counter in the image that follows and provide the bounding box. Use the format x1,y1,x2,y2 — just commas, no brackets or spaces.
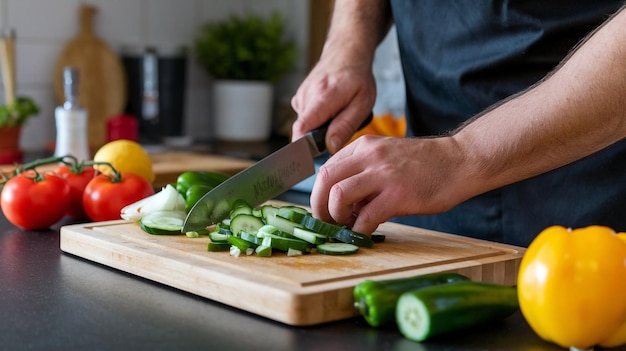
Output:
395,281,519,342
353,272,471,327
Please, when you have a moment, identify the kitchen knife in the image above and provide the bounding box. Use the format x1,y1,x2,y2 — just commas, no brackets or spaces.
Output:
182,112,373,232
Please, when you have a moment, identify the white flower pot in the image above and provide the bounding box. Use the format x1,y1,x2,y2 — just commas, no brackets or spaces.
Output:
213,80,274,141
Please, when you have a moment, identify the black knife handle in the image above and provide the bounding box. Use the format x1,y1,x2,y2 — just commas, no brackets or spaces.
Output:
309,111,374,154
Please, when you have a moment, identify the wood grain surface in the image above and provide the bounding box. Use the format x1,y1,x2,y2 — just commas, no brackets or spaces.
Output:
54,5,126,151
60,203,525,326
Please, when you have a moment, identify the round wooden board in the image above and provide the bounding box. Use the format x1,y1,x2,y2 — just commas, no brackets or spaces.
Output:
54,5,127,151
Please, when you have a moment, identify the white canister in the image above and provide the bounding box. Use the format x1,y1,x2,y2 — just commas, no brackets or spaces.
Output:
213,80,274,141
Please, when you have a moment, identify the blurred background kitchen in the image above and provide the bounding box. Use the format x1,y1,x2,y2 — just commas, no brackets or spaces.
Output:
0,0,403,156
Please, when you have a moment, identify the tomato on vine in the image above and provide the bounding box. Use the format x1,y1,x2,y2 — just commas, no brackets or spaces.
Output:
0,170,71,229
83,169,154,222
56,163,96,218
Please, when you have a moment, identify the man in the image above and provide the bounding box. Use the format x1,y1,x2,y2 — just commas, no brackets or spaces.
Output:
291,1,626,247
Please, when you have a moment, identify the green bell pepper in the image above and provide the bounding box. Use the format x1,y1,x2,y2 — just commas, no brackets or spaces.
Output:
175,171,230,198
353,272,470,327
185,184,215,212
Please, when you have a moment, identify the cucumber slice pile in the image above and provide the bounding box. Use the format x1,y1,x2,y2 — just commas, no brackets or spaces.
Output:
204,201,383,258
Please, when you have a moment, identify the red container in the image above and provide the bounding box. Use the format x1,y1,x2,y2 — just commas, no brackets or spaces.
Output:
107,114,138,142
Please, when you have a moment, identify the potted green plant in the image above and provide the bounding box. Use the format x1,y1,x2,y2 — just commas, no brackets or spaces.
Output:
194,12,297,141
0,98,40,164
1,31,40,164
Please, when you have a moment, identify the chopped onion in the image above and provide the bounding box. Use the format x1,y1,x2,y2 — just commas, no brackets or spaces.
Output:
230,246,241,257
120,184,185,221
287,248,303,257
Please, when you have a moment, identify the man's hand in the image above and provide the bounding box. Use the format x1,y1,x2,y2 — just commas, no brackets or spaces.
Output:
290,0,391,154
291,59,376,153
310,135,471,234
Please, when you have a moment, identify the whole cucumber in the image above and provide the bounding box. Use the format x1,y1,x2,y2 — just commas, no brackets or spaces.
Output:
353,272,470,327
396,281,519,342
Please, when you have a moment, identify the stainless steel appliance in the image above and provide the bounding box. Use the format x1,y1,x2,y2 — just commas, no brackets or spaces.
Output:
122,46,187,144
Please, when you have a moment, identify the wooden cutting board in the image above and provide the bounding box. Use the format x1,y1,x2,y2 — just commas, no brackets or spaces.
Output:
54,4,126,151
60,204,525,326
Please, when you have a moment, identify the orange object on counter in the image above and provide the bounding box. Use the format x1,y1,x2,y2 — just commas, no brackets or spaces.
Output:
347,113,407,144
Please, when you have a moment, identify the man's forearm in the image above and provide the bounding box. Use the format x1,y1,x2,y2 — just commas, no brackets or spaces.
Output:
320,0,393,67
454,6,626,196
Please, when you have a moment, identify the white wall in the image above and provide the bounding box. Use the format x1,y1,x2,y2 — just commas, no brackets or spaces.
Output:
0,0,310,151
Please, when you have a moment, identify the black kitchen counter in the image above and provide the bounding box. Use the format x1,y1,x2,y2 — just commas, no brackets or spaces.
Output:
0,197,568,351
0,146,567,351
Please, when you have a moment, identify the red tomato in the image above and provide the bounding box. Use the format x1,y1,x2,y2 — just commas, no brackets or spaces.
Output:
83,172,154,221
56,165,96,218
0,171,71,229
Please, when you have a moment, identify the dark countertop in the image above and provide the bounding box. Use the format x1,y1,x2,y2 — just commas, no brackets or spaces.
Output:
0,196,567,351
0,146,566,351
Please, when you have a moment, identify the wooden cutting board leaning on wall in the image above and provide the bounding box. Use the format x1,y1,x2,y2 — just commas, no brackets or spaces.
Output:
54,5,127,151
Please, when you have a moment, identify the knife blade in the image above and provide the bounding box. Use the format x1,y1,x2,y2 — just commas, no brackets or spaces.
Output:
182,112,373,232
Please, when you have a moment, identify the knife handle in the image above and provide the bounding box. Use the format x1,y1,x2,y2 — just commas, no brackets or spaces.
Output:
309,111,374,154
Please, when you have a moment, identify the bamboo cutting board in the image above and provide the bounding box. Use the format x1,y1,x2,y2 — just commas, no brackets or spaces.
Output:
54,5,126,151
60,205,525,326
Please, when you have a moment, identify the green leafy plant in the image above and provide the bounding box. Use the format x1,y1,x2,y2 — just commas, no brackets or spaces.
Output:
0,96,39,127
194,12,297,83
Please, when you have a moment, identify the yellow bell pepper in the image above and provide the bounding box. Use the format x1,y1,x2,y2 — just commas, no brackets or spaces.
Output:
517,225,626,350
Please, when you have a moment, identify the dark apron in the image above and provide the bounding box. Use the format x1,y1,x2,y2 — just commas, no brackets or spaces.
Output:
388,0,626,246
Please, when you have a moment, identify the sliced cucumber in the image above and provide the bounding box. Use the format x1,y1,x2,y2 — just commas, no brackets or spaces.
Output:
257,224,279,237
260,227,299,240
229,213,265,236
278,206,311,223
266,214,304,235
300,215,342,236
261,236,272,247
229,205,252,218
332,227,374,248
221,218,231,228
215,223,232,236
227,235,253,251
207,241,231,252
255,245,272,257
316,243,360,255
209,231,229,243
262,234,312,253
292,227,328,245
260,205,279,221
139,210,186,235
240,231,263,246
